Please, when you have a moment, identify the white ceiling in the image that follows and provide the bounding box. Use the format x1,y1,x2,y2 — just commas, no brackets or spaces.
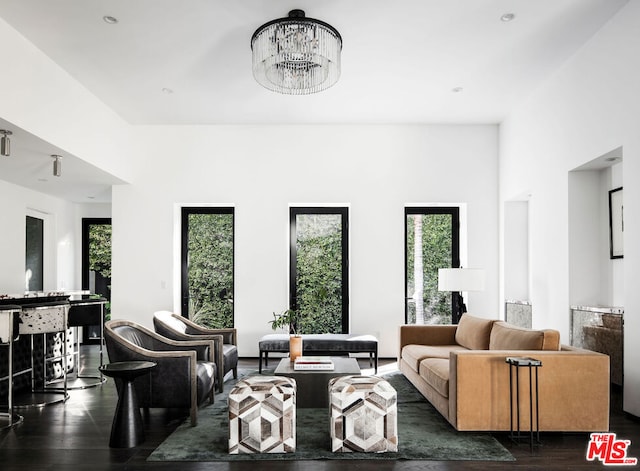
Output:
0,0,629,200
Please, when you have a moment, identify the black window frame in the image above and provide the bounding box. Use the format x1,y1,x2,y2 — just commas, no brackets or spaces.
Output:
404,207,460,324
180,207,235,322
26,215,45,292
289,206,349,334
81,217,112,292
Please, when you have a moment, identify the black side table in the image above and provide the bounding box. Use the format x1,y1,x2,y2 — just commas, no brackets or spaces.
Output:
506,356,542,452
99,361,156,448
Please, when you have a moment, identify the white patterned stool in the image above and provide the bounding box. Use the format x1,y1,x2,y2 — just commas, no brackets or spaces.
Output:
228,375,296,454
329,375,398,453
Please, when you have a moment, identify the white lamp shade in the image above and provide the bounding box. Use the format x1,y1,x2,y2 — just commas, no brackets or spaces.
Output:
438,268,485,292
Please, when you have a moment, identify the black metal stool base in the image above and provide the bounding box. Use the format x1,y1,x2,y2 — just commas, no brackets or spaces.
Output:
0,412,24,430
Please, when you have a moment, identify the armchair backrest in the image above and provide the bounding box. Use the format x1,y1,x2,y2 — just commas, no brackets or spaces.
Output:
112,324,155,350
154,310,189,340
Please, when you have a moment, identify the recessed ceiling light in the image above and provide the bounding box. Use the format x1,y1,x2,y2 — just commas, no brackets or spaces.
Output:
87,196,96,200
605,157,621,162
452,87,464,93
103,15,118,24
162,87,174,94
501,13,516,22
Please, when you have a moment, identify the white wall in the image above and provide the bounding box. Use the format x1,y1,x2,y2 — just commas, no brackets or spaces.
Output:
504,200,529,302
0,180,79,293
0,18,133,183
499,1,640,415
111,125,499,358
608,164,624,307
568,170,603,306
0,181,110,295
568,163,624,308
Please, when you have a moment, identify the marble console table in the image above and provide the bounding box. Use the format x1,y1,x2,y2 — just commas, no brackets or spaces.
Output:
571,305,623,386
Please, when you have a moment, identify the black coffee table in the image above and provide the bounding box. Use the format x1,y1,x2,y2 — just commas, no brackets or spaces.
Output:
99,361,156,448
274,357,360,408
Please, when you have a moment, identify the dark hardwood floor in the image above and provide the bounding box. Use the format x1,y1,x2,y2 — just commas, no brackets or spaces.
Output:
1,346,638,470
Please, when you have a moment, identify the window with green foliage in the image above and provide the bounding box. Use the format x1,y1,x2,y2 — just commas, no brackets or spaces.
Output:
82,218,112,324
181,207,234,329
405,207,459,324
290,207,348,334
88,224,112,280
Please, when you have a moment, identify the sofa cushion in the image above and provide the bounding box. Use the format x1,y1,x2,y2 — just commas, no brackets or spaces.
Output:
489,321,560,350
419,358,450,398
455,314,495,350
401,344,467,372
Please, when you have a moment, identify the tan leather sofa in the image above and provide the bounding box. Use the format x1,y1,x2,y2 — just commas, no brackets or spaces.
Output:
399,314,610,432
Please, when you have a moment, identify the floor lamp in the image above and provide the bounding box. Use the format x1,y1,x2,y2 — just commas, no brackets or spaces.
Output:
438,268,485,323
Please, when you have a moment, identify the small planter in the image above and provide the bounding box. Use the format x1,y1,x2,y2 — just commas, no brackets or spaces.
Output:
289,335,303,362
269,309,303,362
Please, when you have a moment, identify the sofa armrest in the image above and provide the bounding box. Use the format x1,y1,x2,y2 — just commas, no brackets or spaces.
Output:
449,348,610,432
398,324,458,359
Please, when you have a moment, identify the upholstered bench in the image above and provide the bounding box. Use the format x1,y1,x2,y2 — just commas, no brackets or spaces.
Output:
328,375,398,453
258,334,378,373
228,376,296,454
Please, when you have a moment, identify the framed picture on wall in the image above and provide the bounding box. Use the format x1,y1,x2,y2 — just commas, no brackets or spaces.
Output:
609,187,623,259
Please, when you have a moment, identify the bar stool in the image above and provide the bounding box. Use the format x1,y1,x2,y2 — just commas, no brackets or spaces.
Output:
16,300,70,407
66,298,108,389
0,305,23,429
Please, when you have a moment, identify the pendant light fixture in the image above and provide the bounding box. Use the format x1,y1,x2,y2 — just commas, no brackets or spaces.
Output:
251,9,342,95
1,130,12,156
52,155,62,177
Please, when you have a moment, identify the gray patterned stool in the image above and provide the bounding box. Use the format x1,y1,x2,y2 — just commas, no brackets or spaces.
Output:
228,375,296,454
329,375,397,453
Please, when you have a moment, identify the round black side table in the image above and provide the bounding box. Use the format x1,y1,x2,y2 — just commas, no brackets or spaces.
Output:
99,361,157,448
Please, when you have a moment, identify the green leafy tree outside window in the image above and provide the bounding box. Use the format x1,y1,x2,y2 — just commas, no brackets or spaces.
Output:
88,224,112,318
187,213,234,329
406,214,452,324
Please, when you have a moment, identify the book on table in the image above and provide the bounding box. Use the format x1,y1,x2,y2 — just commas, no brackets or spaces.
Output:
294,356,334,370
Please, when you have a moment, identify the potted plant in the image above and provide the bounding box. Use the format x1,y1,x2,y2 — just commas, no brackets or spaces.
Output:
269,309,303,362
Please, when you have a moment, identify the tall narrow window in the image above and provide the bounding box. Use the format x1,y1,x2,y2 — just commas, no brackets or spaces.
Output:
25,215,44,291
405,207,460,324
82,218,112,298
181,207,234,328
290,207,349,334
82,218,112,342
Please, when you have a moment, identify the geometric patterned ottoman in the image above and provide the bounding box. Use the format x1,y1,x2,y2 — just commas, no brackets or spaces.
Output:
228,375,296,454
328,375,397,453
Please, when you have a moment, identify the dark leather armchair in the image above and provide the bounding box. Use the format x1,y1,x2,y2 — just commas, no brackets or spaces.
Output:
153,311,238,392
104,319,216,426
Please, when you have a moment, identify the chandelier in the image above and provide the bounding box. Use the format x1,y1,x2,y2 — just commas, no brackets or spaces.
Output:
251,9,342,95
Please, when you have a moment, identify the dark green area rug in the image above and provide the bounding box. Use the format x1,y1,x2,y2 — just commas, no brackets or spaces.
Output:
148,369,514,462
